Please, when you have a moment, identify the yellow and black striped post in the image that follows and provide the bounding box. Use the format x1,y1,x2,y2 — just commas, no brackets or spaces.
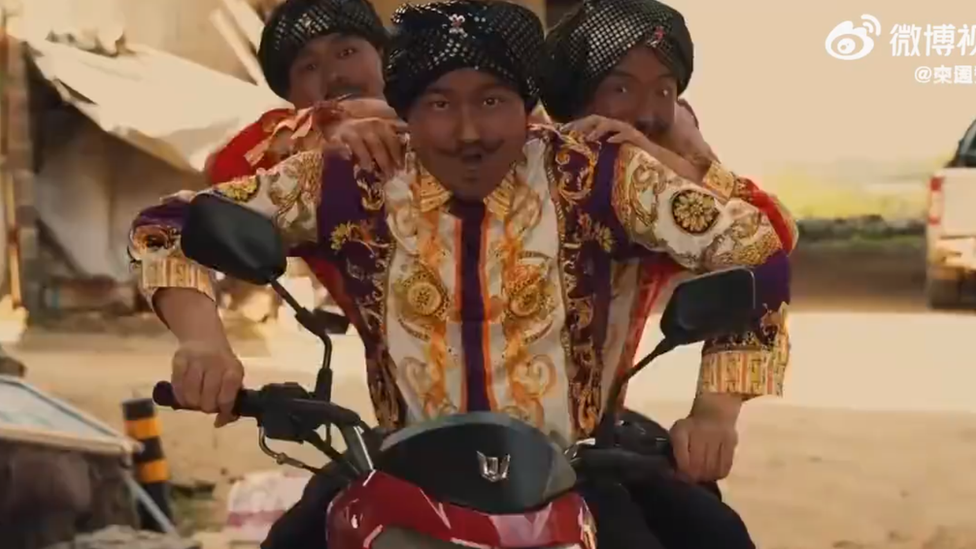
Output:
123,397,173,531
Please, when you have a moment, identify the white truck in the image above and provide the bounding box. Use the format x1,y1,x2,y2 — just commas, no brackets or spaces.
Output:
925,116,976,308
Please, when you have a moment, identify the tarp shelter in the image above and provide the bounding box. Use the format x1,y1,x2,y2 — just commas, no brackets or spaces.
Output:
23,37,284,174
10,20,286,288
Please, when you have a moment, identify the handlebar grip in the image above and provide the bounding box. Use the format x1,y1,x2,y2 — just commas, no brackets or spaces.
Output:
152,381,261,418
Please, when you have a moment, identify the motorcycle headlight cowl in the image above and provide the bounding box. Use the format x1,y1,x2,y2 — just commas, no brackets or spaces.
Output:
371,526,583,549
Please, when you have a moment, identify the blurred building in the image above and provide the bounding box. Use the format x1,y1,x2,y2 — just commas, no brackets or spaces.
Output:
1,0,562,321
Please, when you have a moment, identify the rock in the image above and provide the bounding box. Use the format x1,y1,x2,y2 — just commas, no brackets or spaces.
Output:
42,526,200,549
0,353,26,377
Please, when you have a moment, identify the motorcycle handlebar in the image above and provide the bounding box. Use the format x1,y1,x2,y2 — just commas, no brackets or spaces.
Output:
152,382,260,417
151,381,362,427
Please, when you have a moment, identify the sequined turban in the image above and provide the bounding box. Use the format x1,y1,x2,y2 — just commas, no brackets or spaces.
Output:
540,0,693,122
383,0,545,118
258,0,388,99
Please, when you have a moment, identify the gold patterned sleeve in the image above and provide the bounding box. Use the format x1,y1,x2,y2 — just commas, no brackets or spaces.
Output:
610,144,784,271
610,144,794,399
128,150,325,308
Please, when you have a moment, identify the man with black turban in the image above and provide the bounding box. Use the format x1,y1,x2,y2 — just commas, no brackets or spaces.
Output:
541,0,797,477
128,1,793,547
542,0,690,135
204,0,396,333
539,2,798,545
207,0,393,183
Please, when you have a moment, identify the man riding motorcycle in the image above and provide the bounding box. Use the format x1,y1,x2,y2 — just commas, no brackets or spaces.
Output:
128,1,793,547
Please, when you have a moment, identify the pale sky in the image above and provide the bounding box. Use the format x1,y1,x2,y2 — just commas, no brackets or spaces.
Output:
663,0,976,178
18,0,976,181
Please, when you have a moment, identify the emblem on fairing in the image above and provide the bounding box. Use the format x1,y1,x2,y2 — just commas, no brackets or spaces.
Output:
476,451,510,482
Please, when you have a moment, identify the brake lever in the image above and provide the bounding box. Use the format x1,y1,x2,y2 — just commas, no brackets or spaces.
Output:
258,382,325,443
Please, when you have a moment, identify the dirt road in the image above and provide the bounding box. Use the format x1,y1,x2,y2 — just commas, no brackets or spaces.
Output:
12,240,976,549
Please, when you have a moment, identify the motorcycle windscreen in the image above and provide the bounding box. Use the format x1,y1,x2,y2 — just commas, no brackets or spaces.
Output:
374,412,577,514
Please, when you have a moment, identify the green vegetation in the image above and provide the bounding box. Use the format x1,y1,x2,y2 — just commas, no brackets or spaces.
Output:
799,234,924,252
764,171,925,219
762,157,947,220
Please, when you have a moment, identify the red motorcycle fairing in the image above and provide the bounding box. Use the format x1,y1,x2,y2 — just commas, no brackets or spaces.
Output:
327,470,596,549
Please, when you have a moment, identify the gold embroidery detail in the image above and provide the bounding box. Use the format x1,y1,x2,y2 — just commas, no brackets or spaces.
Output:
700,162,736,202
264,152,323,243
354,163,386,211
330,220,389,255
671,189,720,235
366,353,400,430
136,257,216,309
708,228,781,269
612,146,672,248
544,131,605,438
130,225,180,255
393,263,450,331
500,355,557,428
213,176,260,203
698,304,790,398
413,164,452,212
578,213,614,253
403,356,458,419
384,172,457,415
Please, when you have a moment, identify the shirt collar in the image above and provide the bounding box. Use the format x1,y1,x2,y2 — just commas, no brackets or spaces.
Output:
410,156,522,220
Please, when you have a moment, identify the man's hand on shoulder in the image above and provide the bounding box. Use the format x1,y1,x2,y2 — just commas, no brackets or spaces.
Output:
561,115,654,150
337,97,398,121
563,115,707,182
322,117,407,179
670,392,744,482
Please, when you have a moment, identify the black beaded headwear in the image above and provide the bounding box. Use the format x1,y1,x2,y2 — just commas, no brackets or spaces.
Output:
384,0,544,118
541,0,693,122
258,0,388,99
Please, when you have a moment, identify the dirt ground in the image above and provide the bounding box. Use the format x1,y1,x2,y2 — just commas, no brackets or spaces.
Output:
13,238,976,549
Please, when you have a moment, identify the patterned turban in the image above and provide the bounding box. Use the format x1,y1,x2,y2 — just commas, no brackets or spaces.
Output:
541,0,693,122
258,0,388,99
384,0,544,118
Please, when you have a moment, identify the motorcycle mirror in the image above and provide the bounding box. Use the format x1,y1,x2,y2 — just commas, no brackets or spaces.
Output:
593,268,758,446
181,194,336,402
658,267,757,345
181,193,287,285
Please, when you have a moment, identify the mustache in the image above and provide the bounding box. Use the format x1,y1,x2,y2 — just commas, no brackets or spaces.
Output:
441,140,503,157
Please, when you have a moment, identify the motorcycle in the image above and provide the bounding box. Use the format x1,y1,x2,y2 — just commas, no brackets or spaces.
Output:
152,194,761,549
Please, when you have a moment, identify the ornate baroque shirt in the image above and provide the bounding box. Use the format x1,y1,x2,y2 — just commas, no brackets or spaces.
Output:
131,125,793,443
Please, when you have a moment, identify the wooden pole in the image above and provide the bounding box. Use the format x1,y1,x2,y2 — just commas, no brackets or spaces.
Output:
0,7,23,309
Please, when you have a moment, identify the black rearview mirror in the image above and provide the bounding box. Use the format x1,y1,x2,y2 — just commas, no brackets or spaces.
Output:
180,194,287,285
659,268,757,345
